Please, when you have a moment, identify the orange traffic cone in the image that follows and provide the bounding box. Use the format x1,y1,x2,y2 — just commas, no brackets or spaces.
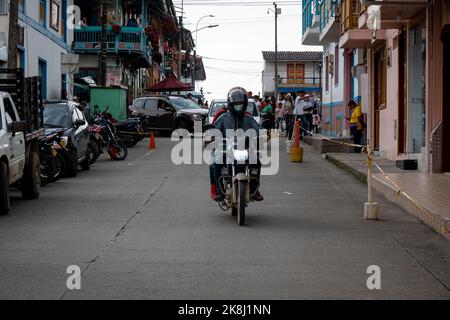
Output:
148,132,157,150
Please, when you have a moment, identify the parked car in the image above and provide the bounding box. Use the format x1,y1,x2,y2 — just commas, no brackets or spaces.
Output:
43,101,92,177
207,99,261,126
129,96,208,135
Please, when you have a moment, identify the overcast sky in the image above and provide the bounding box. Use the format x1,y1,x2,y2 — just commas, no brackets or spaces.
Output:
173,0,321,102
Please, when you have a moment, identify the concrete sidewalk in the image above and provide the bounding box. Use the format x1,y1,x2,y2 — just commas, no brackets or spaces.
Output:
325,153,450,241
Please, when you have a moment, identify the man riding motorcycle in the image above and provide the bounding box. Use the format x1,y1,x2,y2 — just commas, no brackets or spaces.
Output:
209,87,264,202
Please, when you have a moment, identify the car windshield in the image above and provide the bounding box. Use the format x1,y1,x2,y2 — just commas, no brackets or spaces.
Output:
210,102,227,116
44,104,70,128
210,101,258,117
169,97,201,110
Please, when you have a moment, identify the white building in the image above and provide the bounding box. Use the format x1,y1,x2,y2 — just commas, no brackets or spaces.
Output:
0,0,74,100
261,51,322,98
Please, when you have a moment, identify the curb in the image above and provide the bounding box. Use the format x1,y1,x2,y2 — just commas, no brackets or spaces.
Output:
325,154,367,184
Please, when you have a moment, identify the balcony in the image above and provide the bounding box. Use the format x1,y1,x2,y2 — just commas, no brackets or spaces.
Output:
73,26,151,67
302,0,321,45
358,0,425,30
277,77,322,92
319,0,341,43
339,0,387,48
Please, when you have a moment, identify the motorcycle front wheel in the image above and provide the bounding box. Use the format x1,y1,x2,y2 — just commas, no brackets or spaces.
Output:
107,138,128,161
237,180,247,226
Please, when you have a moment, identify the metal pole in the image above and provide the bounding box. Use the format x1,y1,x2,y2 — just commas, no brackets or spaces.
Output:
274,2,279,101
178,15,183,80
364,48,379,220
7,0,19,69
178,0,184,80
100,1,108,87
193,15,214,91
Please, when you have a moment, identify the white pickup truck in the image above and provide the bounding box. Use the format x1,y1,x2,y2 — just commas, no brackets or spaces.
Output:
0,69,43,215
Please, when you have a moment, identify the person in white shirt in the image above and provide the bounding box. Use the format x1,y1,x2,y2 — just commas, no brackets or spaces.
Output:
294,91,309,138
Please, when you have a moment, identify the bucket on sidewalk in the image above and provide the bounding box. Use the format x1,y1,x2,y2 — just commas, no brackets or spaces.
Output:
290,146,303,162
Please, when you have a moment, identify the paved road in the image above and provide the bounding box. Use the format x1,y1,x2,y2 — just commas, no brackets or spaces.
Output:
0,137,449,299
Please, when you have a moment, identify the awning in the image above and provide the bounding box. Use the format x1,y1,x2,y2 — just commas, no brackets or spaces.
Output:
146,77,192,92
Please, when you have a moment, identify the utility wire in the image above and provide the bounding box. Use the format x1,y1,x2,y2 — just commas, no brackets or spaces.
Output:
200,56,263,63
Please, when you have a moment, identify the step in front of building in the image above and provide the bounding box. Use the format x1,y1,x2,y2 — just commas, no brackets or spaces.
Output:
372,174,450,241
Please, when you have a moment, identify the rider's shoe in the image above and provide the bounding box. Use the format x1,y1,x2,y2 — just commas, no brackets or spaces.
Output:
252,191,264,202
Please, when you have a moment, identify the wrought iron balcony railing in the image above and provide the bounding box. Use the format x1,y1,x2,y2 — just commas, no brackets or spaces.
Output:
73,26,151,64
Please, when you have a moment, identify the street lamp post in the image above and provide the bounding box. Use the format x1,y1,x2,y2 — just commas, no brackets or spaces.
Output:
269,3,281,100
192,15,215,90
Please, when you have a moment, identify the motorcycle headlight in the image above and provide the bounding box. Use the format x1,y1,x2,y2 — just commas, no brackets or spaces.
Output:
192,114,203,121
233,149,249,162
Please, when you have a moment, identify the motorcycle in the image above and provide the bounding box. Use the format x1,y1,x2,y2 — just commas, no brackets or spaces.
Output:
92,109,128,161
92,106,146,148
114,117,146,148
215,138,261,226
39,131,67,185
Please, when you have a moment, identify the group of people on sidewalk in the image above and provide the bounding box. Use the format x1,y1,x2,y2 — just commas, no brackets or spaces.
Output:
248,91,322,140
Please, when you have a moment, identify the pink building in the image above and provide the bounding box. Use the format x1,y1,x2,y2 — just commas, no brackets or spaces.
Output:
337,0,450,173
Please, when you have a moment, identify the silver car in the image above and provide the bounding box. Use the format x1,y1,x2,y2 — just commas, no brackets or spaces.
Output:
208,99,261,126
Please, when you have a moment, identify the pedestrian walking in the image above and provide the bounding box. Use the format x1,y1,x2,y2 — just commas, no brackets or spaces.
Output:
312,109,321,134
283,93,295,139
345,100,365,153
275,102,285,131
294,91,310,138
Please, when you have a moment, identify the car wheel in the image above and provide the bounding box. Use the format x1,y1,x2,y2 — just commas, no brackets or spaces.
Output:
21,151,41,200
177,120,189,131
0,161,10,216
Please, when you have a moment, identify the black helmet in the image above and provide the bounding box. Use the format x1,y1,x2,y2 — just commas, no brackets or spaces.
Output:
227,87,248,116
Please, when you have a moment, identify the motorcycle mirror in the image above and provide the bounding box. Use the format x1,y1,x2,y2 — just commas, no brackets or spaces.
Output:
74,119,86,127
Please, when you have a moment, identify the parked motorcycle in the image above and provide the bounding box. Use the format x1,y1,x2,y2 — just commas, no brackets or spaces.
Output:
215,138,261,226
114,117,146,148
39,131,67,185
91,109,128,161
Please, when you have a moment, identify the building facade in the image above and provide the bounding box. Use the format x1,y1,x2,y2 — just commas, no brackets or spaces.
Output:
261,51,322,98
302,0,363,137
0,0,74,100
338,0,450,173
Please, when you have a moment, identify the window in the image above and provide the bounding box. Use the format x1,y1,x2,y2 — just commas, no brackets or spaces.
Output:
325,55,329,92
39,0,46,27
38,59,47,100
50,0,60,31
18,0,25,13
287,63,305,84
4,97,17,126
133,99,145,110
17,48,25,69
144,99,157,112
334,45,339,86
0,0,8,15
158,100,172,112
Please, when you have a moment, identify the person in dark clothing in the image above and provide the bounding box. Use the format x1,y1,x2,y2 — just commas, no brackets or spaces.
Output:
210,87,264,202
